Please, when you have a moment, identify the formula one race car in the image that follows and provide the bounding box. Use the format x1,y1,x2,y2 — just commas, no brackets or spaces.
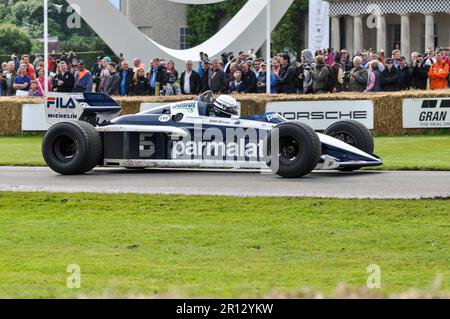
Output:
42,91,382,178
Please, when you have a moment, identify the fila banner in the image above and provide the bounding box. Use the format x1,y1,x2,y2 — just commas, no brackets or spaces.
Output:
403,98,450,128
308,0,330,51
266,100,374,130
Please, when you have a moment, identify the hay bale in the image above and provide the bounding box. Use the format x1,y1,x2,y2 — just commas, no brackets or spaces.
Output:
1,90,449,136
0,97,43,135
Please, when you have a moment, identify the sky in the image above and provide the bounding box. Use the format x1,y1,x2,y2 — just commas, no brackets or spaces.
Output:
110,0,120,9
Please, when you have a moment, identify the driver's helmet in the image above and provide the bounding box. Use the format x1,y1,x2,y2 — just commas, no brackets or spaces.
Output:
213,95,240,118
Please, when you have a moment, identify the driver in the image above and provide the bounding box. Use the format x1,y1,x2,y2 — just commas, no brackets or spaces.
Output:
210,95,240,118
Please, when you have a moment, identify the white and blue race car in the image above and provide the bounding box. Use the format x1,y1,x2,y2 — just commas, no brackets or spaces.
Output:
42,91,382,178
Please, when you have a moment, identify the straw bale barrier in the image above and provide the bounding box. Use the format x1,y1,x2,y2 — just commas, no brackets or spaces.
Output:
1,90,449,136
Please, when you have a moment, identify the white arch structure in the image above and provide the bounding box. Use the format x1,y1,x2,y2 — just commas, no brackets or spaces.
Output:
63,0,294,66
167,0,227,3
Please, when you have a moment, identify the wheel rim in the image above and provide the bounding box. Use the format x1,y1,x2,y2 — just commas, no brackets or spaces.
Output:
279,135,301,162
52,135,77,162
332,131,356,147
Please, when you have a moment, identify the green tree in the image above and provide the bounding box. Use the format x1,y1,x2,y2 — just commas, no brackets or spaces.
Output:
59,34,93,52
187,0,309,55
0,0,112,53
271,0,309,55
0,24,32,55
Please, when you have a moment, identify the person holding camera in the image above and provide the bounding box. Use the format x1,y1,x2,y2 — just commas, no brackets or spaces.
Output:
311,55,329,94
256,62,277,94
300,49,316,94
409,53,429,90
398,56,411,91
348,56,368,92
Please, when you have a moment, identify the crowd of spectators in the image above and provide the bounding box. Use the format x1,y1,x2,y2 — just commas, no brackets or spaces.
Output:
1,46,449,97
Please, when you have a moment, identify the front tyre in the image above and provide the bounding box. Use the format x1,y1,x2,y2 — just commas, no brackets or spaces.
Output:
42,121,103,175
265,122,321,178
323,120,374,154
324,120,374,172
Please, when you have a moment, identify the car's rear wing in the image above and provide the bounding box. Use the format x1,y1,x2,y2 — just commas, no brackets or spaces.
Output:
45,92,122,126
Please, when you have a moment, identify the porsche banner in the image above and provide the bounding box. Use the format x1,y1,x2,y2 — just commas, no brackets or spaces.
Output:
308,0,330,51
266,100,374,130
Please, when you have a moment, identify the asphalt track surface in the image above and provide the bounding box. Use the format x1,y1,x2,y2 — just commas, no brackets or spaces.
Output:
1,166,450,199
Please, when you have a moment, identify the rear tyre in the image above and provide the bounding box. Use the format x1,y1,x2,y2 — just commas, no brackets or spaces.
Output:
265,122,321,178
42,121,103,175
323,120,374,172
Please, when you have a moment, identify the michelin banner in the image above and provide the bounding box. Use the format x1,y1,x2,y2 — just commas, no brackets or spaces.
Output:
308,0,330,51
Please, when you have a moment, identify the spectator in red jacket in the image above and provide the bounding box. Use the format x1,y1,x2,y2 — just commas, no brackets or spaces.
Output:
428,51,449,90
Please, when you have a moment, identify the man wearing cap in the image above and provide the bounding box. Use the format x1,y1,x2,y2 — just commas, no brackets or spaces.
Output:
360,52,370,68
381,58,400,91
200,59,211,93
73,60,93,92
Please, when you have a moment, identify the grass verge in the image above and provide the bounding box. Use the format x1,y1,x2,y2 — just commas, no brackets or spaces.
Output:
371,134,450,171
0,136,43,166
0,192,448,298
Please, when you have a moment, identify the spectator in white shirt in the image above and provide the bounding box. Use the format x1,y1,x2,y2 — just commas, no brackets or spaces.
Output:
180,60,201,95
